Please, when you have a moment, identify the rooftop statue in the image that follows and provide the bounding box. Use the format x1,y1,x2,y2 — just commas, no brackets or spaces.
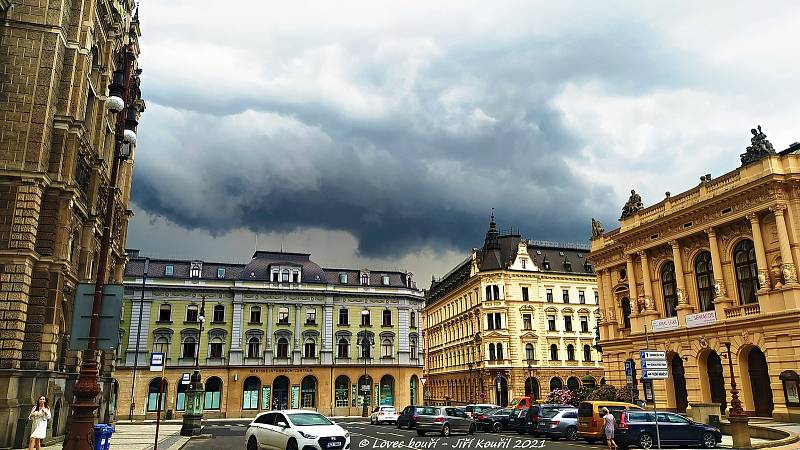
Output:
591,218,605,237
620,189,644,219
741,125,776,166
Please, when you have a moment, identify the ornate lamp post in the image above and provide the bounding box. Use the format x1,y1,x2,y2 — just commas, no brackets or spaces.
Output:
360,330,373,417
724,342,751,448
63,45,142,450
181,297,206,435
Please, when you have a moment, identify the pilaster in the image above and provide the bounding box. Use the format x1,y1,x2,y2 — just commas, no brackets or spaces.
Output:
771,204,798,286
747,212,771,293
672,240,694,321
229,294,243,365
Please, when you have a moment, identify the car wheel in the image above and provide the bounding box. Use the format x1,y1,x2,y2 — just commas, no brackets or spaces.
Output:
441,424,451,437
247,436,259,450
417,430,426,436
639,432,654,449
469,424,475,435
702,432,717,449
566,427,578,441
286,439,298,450
492,422,502,433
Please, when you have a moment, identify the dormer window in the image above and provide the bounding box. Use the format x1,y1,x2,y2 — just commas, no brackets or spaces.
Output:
521,259,526,269
361,273,369,286
542,257,550,270
165,265,174,276
339,273,348,284
282,270,290,283
292,271,300,283
381,274,390,285
217,268,225,278
564,258,572,272
190,265,201,278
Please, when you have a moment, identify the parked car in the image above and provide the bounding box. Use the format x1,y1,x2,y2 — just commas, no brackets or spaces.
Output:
245,410,350,450
510,403,573,435
465,403,500,418
416,406,477,437
577,401,642,444
476,408,516,432
536,408,579,441
397,406,423,429
616,411,722,449
370,406,398,425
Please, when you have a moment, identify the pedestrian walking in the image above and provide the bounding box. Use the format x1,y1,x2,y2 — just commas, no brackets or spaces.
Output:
602,407,618,450
28,395,51,450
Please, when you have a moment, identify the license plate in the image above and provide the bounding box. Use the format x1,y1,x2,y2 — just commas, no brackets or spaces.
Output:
328,443,342,448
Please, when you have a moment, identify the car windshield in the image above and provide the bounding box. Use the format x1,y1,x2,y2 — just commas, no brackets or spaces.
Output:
287,413,333,426
543,409,561,418
419,407,440,415
482,408,500,415
381,407,396,412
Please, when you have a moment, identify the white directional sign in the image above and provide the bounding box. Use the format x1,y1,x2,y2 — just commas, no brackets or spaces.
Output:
641,359,668,369
149,352,165,372
181,373,191,385
642,369,669,379
640,351,666,360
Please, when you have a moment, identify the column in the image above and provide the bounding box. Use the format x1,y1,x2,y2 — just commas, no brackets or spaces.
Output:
229,295,243,365
265,304,274,364
746,212,771,292
771,204,798,286
705,228,732,318
604,269,619,333
639,250,656,314
626,255,639,310
671,240,694,320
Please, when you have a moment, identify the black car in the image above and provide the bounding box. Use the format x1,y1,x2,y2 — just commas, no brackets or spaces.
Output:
616,411,722,449
476,408,514,432
510,404,573,435
397,406,424,429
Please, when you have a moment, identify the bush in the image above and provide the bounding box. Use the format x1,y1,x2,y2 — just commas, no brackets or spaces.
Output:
586,384,635,403
545,388,575,405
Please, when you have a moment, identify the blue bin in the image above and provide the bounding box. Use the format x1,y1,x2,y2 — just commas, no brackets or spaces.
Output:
93,424,115,450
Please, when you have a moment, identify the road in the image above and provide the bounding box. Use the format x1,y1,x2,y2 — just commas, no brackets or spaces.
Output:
184,419,602,450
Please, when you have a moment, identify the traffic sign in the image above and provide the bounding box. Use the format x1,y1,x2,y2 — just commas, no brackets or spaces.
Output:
181,373,191,385
642,359,668,369
642,369,668,380
640,350,666,360
421,377,427,385
149,352,165,372
624,360,634,386
361,385,371,391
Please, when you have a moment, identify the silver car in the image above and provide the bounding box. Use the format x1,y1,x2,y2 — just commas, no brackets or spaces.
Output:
537,408,579,441
416,406,476,437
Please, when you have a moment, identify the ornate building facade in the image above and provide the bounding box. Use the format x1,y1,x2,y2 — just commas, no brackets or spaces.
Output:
117,250,424,419
589,129,800,422
423,217,603,406
0,0,142,446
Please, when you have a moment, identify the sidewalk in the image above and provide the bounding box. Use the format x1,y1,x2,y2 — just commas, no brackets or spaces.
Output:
44,424,190,450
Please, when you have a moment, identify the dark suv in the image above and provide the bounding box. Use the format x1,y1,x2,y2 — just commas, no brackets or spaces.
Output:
616,411,722,449
510,404,573,435
397,406,423,429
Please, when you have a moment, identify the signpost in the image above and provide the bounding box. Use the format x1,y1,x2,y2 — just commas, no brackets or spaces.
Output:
149,353,166,450
181,373,191,385
640,326,664,450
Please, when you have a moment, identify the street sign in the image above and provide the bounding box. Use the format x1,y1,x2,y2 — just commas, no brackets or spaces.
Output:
181,373,191,385
69,283,124,350
421,377,427,385
642,359,668,369
149,352,165,372
361,385,371,391
642,369,669,379
624,360,634,386
640,351,666,360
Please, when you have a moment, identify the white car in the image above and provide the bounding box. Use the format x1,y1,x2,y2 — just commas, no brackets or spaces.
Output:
370,405,398,424
245,410,350,450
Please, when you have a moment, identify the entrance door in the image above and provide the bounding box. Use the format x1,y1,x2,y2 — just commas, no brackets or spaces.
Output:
671,355,688,413
706,351,727,414
273,376,289,410
748,348,774,416
495,376,508,407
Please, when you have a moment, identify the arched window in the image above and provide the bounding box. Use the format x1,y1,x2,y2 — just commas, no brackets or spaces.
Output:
550,377,563,392
301,376,316,407
661,261,678,317
212,304,225,322
380,375,394,405
361,273,369,285
152,336,169,357
583,344,592,362
695,251,715,312
208,335,224,359
242,377,260,410
550,344,558,361
335,375,350,408
182,336,197,359
489,343,496,360
734,240,759,304
410,338,418,359
567,376,580,391
496,343,504,360
147,378,166,412
525,343,535,361
337,338,349,358
204,377,222,410
566,344,575,361
410,375,419,405
381,339,393,358
276,337,289,358
485,286,492,300
304,338,316,358
621,297,632,329
247,337,260,359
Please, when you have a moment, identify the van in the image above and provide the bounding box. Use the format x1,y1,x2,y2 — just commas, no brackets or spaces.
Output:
509,396,533,410
576,401,642,443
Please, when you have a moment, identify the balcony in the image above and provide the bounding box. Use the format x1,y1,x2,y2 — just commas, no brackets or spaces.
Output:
724,303,761,319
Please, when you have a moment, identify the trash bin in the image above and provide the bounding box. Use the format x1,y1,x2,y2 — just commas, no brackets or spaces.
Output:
93,424,115,450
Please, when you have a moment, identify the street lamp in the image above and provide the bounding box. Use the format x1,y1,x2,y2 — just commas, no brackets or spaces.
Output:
360,330,373,417
63,45,142,450
724,341,751,448
181,297,206,435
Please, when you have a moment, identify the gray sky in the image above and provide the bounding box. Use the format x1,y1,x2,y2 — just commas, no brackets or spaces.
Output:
127,0,800,286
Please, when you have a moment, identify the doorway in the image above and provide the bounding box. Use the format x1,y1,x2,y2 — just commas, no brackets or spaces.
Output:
671,354,688,413
706,351,726,414
273,376,290,410
747,347,774,416
495,375,508,407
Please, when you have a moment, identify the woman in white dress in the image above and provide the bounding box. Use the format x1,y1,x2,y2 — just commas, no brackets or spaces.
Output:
28,395,51,450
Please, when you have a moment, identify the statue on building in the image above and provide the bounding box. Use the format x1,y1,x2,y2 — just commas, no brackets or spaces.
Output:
741,125,777,166
591,218,605,237
620,190,644,219
636,295,646,313
676,288,684,305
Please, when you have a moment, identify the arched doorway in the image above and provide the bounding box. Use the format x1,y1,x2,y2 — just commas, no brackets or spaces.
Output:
525,377,540,400
410,375,419,405
495,375,508,407
567,376,580,391
273,376,290,410
358,375,373,410
301,376,317,408
52,399,63,436
748,347,774,416
335,375,350,408
205,377,222,410
706,352,726,414
176,381,188,411
243,377,260,410
147,378,167,412
550,377,563,392
671,355,688,413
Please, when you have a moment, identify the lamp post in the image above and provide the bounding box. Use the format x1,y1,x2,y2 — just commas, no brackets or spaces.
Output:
63,45,141,450
360,330,372,417
724,341,751,448
181,297,206,435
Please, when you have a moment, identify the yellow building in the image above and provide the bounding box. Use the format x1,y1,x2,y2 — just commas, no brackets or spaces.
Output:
588,130,800,422
424,216,603,406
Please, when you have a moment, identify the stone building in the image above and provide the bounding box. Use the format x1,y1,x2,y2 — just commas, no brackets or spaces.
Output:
423,216,603,406
0,0,141,446
588,129,800,422
117,250,424,419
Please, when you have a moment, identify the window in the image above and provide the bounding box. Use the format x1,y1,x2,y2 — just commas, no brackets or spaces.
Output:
217,267,225,278
250,306,261,323
583,344,592,362
247,337,260,358
734,240,758,304
361,310,371,326
543,257,551,270
564,316,572,332
360,338,372,359
186,305,198,322
278,307,289,325
339,273,348,284
550,344,558,361
204,377,222,410
580,316,589,333
276,337,289,358
621,298,632,329
292,271,300,283
242,377,260,410
525,343,535,361
521,259,526,269
661,261,678,317
410,311,416,328
335,376,350,408
304,338,316,358
279,270,288,283
547,315,556,331
361,273,369,285
382,310,392,326
522,287,529,301
522,314,532,330
339,308,349,326
567,344,575,361
158,304,171,322
337,338,349,358
272,271,279,282
695,251,715,312
546,289,553,302
382,274,390,285
594,291,599,304
489,343,496,360
212,305,224,322
209,337,224,358
382,339,393,358
562,289,570,303
494,313,502,329
191,265,201,278
493,285,500,299
152,336,169,357
579,291,586,304
306,308,316,325
147,378,167,412
165,265,174,276
410,338,417,359
182,337,197,359
496,343,504,360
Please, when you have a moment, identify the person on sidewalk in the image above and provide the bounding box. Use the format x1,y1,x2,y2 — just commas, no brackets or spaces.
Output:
28,395,51,450
602,407,618,450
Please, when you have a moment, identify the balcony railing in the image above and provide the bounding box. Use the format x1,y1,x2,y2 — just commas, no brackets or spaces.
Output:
724,303,761,319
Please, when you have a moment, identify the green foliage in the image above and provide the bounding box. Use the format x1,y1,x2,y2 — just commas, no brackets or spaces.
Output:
586,384,635,403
